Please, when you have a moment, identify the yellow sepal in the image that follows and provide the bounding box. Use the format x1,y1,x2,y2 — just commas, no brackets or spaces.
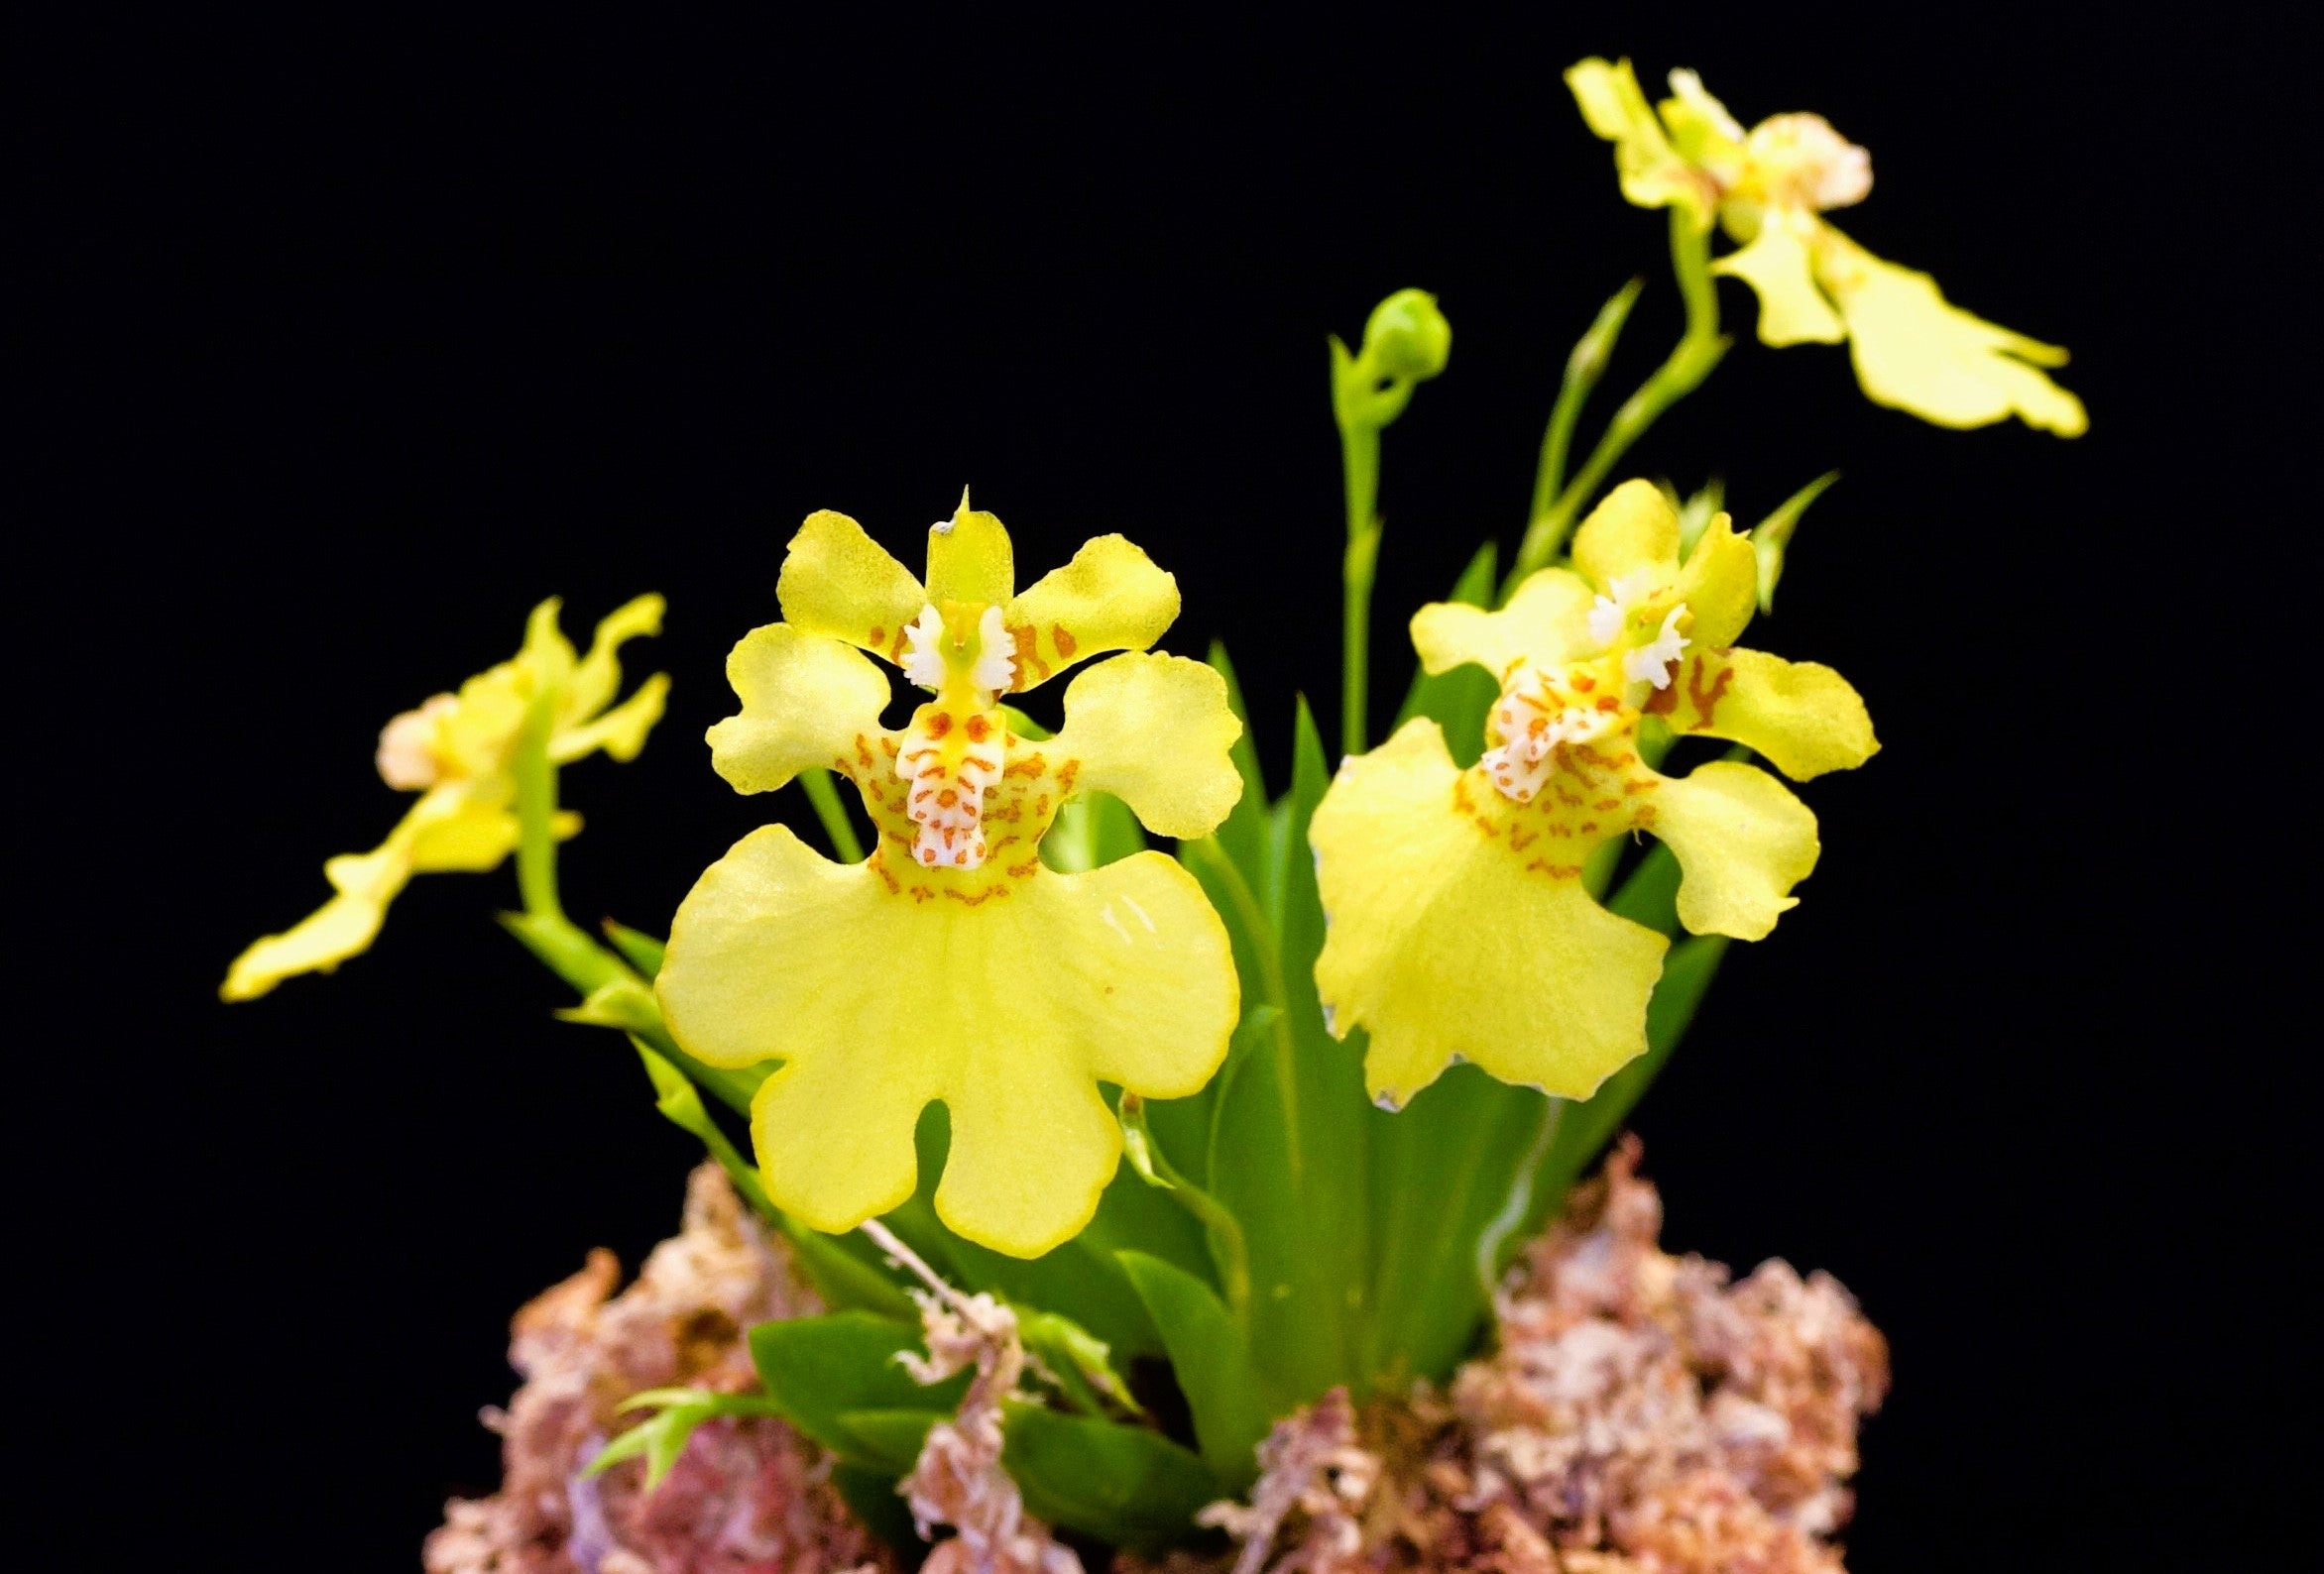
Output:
1659,649,1878,781
1571,479,1683,590
1055,652,1243,841
1002,534,1180,691
1816,227,2088,436
1652,759,1820,941
925,505,1016,607
776,510,929,658
1566,57,1716,226
1670,512,1760,650
707,624,891,797
1411,569,1595,676
1712,213,1846,347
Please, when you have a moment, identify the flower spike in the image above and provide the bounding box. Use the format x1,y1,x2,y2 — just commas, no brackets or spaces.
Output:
222,596,669,1001
1566,57,2086,435
1311,482,1876,1110
657,502,1242,1258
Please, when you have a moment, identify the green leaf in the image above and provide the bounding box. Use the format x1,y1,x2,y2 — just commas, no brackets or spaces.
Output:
830,1460,921,1552
833,1406,946,1473
1751,471,1840,614
1019,1308,1143,1416
1395,542,1501,767
1040,789,1147,873
1002,1402,1222,1553
1206,641,1270,881
1359,1067,1557,1386
1117,1251,1277,1487
600,919,666,978
1605,842,1683,934
1675,476,1725,559
749,1312,970,1464
1219,698,1371,1404
584,1389,785,1490
586,1400,715,1489
1523,933,1730,1240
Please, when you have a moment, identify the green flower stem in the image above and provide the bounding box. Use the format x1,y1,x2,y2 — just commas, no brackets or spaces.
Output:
1120,1093,1252,1315
513,689,566,923
1529,277,1645,526
1339,422,1383,760
799,767,866,863
507,685,758,1115
1509,212,1728,591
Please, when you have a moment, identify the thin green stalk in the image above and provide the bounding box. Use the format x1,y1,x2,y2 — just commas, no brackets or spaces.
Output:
1529,277,1644,524
1120,1093,1253,1314
799,767,866,862
1340,424,1382,759
513,689,564,922
1509,212,1729,590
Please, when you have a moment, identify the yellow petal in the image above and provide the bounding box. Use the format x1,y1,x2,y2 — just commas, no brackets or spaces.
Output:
1571,479,1683,590
519,597,579,691
221,888,391,1002
1001,535,1181,691
1650,759,1820,941
706,625,891,796
1566,57,1715,225
1655,649,1877,780
776,510,930,660
1670,512,1760,649
1410,569,1595,676
1816,227,2087,436
925,506,1015,607
565,593,666,721
407,797,524,871
220,788,464,999
1311,721,1667,1108
1712,213,1845,346
656,826,1235,1256
551,672,670,764
1055,653,1243,840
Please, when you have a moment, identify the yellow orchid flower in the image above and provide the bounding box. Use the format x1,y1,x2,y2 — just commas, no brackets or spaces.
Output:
222,597,669,1001
1567,56,2087,436
655,499,1243,1259
1310,481,1876,1110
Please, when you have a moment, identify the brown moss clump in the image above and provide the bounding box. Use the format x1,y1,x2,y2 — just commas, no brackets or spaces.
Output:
1157,1137,1888,1574
422,1164,889,1574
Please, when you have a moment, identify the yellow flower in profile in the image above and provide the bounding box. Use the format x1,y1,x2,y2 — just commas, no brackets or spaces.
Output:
1567,56,2087,437
222,597,669,1001
655,499,1243,1259
1311,481,1877,1110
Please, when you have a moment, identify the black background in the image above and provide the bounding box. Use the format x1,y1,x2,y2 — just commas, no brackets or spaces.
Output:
31,10,2298,1570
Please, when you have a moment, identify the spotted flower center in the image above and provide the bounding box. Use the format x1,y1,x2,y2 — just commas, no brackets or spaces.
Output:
896,601,1016,869
1480,665,1623,804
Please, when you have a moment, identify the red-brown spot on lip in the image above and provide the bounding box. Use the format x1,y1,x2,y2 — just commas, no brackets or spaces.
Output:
925,712,954,739
1594,695,1620,712
937,788,958,807
964,714,993,742
1572,673,1596,693
1051,623,1078,659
